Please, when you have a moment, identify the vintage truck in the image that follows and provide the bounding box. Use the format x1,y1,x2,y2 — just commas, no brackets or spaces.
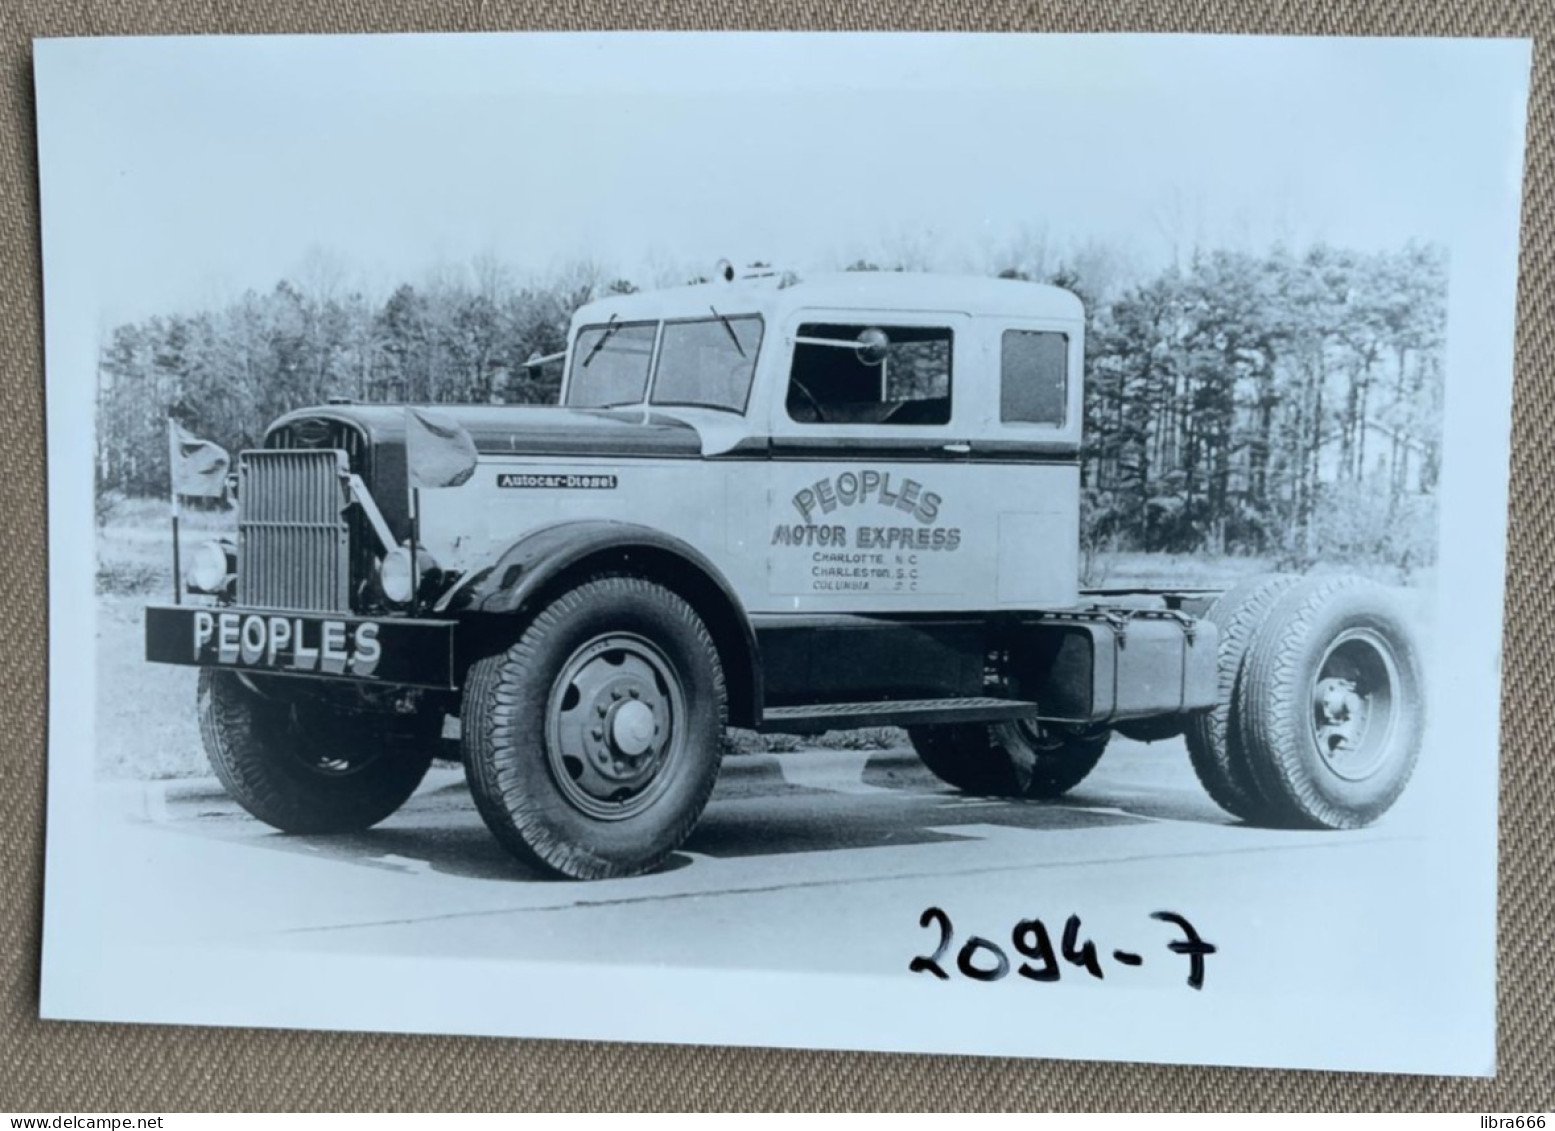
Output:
144,266,1425,879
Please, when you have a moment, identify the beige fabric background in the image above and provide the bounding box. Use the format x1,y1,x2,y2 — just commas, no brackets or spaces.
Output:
1,1,1548,1112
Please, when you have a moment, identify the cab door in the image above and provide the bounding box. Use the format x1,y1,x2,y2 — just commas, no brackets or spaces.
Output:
757,308,988,615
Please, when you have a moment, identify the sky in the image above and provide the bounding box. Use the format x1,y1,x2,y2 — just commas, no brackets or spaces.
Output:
34,32,1531,326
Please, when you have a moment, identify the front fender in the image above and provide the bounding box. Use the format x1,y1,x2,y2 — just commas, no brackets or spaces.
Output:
438,520,762,724
437,521,724,615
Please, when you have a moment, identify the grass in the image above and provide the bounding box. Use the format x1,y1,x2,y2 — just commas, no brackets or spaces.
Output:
724,726,907,756
1084,550,1432,591
96,495,234,598
1084,551,1276,590
97,593,208,779
95,498,233,778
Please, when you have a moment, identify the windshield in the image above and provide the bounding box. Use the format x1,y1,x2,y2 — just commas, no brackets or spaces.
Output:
651,315,763,413
565,321,657,408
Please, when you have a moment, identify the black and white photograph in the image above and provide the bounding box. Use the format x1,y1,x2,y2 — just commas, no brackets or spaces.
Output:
35,32,1529,1074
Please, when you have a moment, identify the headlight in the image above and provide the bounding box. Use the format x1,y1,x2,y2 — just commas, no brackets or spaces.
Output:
185,539,234,594
379,544,437,606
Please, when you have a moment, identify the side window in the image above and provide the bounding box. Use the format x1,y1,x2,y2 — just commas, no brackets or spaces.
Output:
788,323,952,426
1001,330,1067,426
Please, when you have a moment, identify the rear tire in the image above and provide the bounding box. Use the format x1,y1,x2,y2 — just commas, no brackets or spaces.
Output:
198,670,438,834
462,575,726,880
909,721,1110,799
1236,575,1425,829
1183,573,1299,821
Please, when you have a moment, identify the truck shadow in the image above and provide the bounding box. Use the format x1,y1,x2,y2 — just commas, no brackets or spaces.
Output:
682,790,1146,860
157,774,1200,889
151,743,1250,883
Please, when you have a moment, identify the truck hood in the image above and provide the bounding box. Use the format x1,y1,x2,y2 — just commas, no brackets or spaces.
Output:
264,404,737,543
267,403,713,460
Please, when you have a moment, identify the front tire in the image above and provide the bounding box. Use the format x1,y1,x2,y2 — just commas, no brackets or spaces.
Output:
462,575,727,880
909,721,1110,799
198,670,438,834
1236,575,1425,829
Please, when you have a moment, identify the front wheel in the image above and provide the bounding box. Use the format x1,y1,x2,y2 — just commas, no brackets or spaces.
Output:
198,670,439,834
1236,575,1425,829
909,721,1110,799
462,575,727,880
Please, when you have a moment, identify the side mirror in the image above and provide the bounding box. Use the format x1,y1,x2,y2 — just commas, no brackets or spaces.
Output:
524,349,567,372
855,327,890,366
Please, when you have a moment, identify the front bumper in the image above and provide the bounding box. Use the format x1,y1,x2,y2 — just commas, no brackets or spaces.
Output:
145,605,458,690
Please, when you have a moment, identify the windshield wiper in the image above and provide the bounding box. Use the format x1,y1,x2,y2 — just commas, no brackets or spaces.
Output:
579,313,620,368
709,305,747,359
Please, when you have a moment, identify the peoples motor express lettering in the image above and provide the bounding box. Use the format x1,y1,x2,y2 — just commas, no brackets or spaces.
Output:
776,470,961,552
772,471,961,594
791,469,941,525
191,610,382,676
772,526,963,551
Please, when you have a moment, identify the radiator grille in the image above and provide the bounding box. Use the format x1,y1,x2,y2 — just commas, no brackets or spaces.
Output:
266,418,373,599
237,449,351,612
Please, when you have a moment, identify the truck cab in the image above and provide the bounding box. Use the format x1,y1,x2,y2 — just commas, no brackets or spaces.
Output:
414,271,1085,616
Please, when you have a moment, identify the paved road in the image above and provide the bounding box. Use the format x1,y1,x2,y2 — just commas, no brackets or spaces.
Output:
93,734,1437,991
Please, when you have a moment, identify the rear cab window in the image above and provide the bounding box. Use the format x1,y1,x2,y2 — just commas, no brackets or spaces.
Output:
1000,329,1068,427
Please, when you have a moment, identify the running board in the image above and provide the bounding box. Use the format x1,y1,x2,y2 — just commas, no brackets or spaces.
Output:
757,696,1040,734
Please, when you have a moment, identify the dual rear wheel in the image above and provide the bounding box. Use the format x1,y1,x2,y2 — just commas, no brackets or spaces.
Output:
1192,573,1425,829
909,574,1424,830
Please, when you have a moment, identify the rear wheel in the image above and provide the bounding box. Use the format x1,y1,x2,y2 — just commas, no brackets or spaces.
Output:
909,721,1110,799
462,575,726,880
1236,575,1425,829
198,670,439,834
1183,573,1299,821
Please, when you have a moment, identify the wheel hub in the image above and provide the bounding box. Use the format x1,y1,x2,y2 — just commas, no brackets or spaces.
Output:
545,633,684,820
1309,629,1399,782
609,698,657,757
